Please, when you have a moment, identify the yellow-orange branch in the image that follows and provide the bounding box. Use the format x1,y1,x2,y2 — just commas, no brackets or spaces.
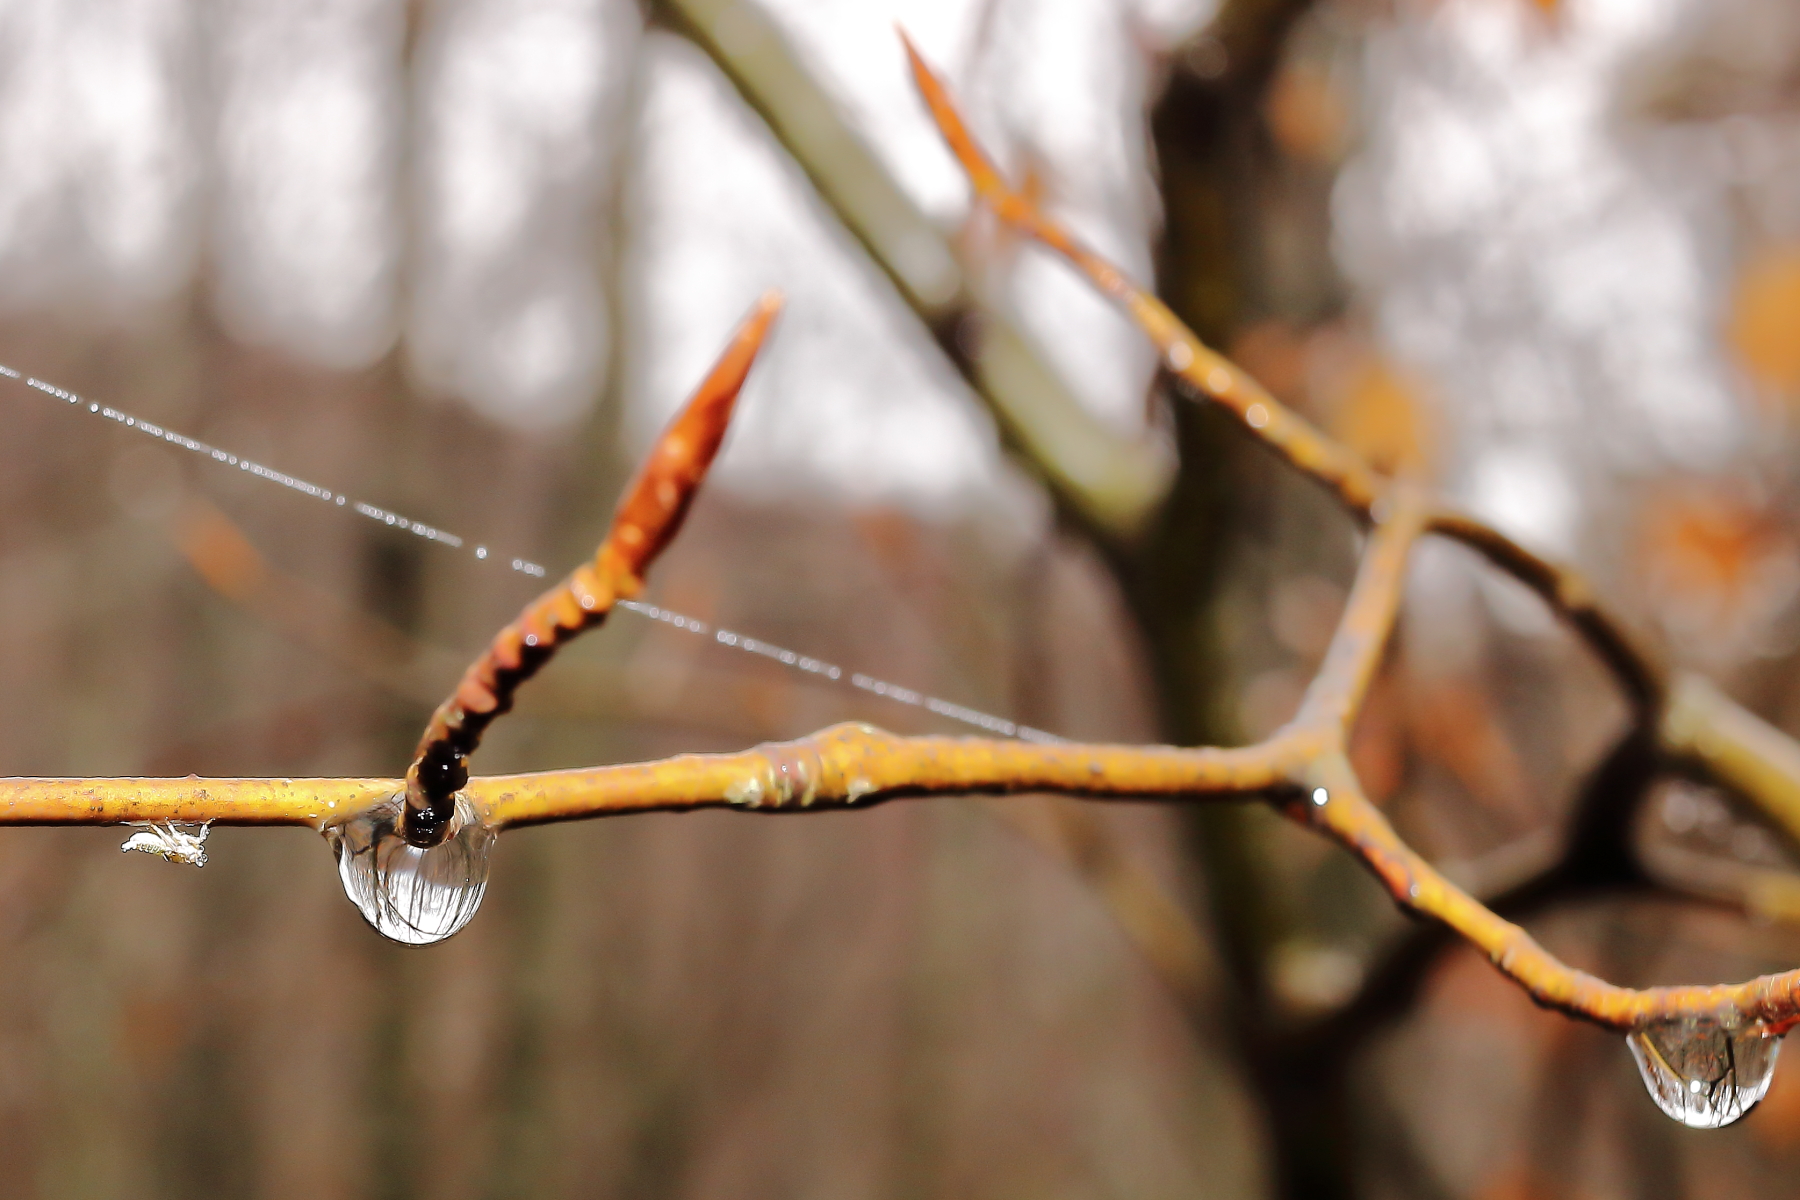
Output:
901,33,1384,522
1299,755,1800,1033
8,34,1800,1048
473,724,1293,825
1291,487,1428,734
900,33,1800,1036
0,728,1287,829
0,778,394,826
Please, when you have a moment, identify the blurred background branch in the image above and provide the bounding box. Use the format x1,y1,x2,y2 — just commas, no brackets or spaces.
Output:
652,0,1174,542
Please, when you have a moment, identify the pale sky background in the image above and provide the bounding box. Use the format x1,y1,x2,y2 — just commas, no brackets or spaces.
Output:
0,0,1785,542
1340,0,1789,558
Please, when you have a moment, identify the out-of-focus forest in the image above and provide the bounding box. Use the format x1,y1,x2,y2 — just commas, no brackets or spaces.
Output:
2,0,1800,1196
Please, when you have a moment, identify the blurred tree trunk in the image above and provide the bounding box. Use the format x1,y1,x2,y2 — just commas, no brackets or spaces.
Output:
1132,3,1366,1197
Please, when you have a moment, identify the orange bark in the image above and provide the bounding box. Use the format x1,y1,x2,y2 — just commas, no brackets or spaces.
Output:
401,292,783,844
5,33,1800,1047
902,33,1384,520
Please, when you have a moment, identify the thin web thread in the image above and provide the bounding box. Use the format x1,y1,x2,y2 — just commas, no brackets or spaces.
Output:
616,600,1059,743
1,365,1060,744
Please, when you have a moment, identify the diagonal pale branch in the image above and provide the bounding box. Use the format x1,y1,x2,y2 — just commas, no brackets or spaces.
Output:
1641,839,1800,929
401,293,782,845
651,0,1172,542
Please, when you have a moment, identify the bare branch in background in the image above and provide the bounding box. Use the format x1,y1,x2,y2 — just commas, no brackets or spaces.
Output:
9,9,1800,1121
649,0,1173,542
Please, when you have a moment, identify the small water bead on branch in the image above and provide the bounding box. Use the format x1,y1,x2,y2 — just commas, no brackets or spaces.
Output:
325,793,495,945
1628,1017,1783,1128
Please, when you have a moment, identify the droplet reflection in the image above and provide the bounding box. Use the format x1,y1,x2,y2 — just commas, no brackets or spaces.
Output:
1627,1017,1781,1128
325,794,494,945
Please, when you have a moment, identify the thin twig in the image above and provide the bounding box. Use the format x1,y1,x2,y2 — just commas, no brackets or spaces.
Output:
401,293,782,844
899,32,1384,522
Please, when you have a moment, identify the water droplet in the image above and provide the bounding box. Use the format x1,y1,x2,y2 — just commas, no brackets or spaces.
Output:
324,794,495,945
1627,1017,1781,1128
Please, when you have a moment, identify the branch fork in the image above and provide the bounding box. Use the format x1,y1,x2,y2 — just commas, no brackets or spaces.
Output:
8,32,1800,1046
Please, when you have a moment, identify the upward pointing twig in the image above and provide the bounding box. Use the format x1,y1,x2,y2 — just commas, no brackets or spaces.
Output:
653,0,1173,541
399,292,784,846
900,30,1385,522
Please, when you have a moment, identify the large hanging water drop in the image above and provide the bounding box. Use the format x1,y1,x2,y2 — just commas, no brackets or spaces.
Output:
325,794,495,945
1627,1017,1781,1128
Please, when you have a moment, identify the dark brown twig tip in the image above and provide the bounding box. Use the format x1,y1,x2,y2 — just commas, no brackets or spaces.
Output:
398,292,784,845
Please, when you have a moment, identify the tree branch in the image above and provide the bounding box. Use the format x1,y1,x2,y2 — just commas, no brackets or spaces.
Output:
900,32,1383,522
401,293,782,845
1663,671,1800,851
12,24,1800,1050
649,0,1172,542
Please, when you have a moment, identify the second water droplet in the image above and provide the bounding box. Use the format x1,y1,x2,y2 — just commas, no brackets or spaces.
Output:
325,794,495,945
1627,1016,1781,1128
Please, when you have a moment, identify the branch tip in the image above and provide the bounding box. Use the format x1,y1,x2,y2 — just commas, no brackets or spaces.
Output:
398,293,784,844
